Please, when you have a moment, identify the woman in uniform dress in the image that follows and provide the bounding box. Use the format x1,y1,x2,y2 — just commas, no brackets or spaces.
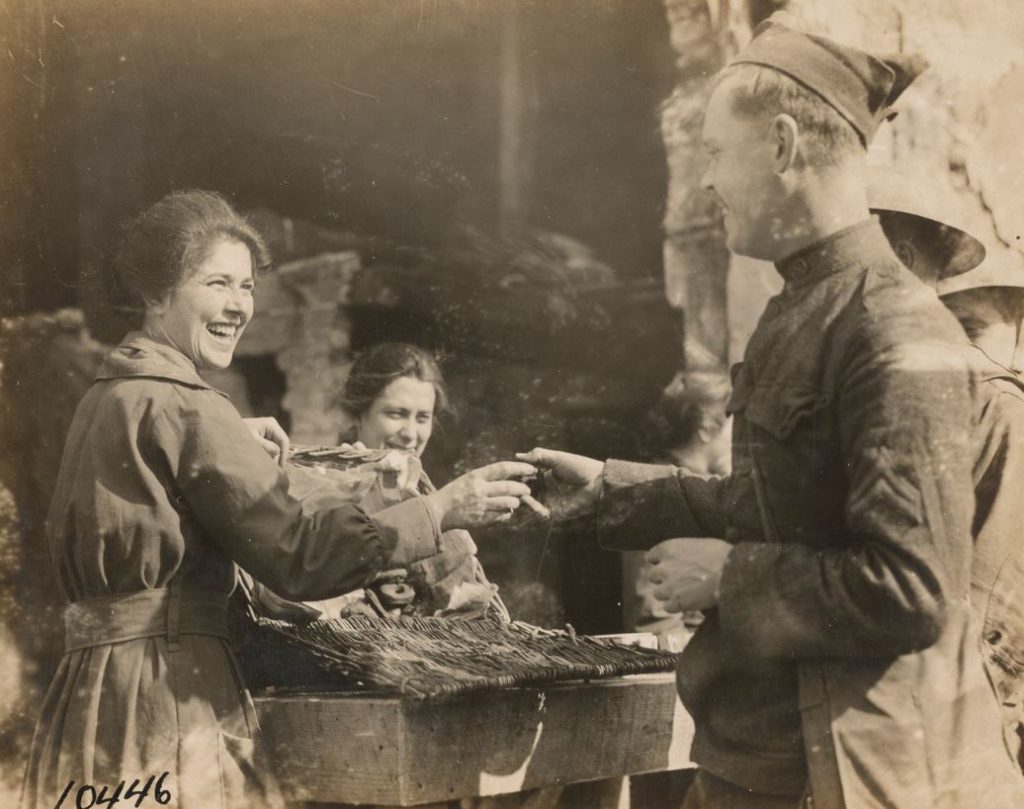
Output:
20,190,537,809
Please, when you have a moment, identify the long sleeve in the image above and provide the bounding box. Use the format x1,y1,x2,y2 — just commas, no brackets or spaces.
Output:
150,390,441,601
971,384,1024,599
717,330,975,660
596,460,730,551
970,380,1024,717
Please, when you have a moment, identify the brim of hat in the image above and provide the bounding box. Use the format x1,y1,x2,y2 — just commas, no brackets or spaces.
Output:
870,209,987,278
943,230,988,277
867,166,986,277
938,261,1024,297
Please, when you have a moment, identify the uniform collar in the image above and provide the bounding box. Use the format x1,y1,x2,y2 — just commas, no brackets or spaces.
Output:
969,344,1024,392
95,331,227,396
774,218,890,287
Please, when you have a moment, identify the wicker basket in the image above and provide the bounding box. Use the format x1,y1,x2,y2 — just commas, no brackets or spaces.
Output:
256,614,678,699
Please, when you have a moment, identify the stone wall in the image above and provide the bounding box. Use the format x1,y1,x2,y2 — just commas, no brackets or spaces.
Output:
660,0,735,364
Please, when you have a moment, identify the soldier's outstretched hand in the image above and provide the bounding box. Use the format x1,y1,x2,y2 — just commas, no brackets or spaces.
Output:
515,448,604,522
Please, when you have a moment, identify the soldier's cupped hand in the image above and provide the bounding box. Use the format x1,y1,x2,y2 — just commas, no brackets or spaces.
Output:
646,537,734,612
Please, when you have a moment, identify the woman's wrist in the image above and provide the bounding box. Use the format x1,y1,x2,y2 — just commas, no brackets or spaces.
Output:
424,490,451,532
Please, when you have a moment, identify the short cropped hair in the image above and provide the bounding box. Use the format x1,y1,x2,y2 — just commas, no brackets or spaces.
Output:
716,63,862,168
110,190,271,324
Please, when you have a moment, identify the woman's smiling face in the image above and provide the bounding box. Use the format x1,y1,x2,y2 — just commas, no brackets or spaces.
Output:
142,238,255,370
357,376,436,457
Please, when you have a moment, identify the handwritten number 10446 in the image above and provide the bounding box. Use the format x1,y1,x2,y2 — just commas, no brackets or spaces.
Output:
54,773,172,809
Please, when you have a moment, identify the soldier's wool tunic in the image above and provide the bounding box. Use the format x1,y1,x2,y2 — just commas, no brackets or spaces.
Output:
969,350,1024,771
597,221,1024,808
21,334,443,809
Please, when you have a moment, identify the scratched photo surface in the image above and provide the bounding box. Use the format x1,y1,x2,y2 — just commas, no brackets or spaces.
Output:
2,0,1023,807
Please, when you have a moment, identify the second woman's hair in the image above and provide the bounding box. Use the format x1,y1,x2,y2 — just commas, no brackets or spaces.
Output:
339,343,452,421
644,369,731,452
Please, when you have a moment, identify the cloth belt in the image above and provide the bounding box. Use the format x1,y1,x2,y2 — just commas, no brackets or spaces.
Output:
63,580,230,653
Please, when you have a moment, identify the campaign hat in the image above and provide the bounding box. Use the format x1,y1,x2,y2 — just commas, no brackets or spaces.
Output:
868,165,986,278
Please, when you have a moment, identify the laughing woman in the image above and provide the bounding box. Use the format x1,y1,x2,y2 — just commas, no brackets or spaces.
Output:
20,191,537,809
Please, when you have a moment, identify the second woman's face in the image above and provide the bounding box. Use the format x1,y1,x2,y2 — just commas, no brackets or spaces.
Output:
143,239,255,370
357,376,436,456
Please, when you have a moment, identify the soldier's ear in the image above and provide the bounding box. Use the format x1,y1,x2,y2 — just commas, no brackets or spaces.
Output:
893,240,916,271
770,114,799,174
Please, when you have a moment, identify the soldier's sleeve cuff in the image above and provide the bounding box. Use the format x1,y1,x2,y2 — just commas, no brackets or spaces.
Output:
596,460,690,552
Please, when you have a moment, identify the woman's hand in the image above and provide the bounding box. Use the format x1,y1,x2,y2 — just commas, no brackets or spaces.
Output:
428,461,545,531
243,417,291,466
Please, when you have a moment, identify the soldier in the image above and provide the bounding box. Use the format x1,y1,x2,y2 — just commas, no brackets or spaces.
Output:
942,264,1024,772
520,20,1024,809
941,265,1024,372
870,170,1024,772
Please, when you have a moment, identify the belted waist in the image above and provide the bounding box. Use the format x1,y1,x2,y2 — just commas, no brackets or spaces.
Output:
64,583,230,653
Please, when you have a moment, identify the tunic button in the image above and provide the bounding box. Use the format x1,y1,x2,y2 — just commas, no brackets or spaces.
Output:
985,629,1002,645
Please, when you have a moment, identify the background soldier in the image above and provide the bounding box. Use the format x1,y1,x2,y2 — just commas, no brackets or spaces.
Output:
870,169,1024,772
941,264,1024,772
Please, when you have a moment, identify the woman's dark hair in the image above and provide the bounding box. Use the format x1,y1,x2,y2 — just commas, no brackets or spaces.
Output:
644,369,731,454
339,342,452,423
109,190,271,325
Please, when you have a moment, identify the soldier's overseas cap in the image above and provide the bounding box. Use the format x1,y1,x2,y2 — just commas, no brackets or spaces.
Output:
867,165,986,277
730,19,928,144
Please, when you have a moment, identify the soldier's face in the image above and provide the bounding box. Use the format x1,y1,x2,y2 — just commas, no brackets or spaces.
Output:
943,289,1020,369
701,80,780,260
886,234,942,288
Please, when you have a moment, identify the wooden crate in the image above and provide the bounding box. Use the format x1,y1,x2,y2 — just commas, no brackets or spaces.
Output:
255,673,694,806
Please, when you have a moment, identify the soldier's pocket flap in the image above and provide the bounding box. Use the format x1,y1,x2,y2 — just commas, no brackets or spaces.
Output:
745,386,827,442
